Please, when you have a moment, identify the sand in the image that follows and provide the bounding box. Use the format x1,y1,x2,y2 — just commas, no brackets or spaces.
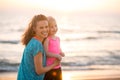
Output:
0,70,120,80
63,70,120,80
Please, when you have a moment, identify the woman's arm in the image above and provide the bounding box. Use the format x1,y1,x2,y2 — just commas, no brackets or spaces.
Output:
34,52,60,75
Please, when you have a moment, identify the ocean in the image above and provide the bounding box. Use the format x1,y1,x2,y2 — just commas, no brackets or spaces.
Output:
0,11,120,72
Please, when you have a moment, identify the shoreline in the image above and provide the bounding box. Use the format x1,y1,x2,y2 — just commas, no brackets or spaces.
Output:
62,70,120,80
0,70,120,80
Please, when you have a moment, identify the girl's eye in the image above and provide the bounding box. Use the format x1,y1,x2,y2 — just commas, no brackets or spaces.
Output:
55,25,57,27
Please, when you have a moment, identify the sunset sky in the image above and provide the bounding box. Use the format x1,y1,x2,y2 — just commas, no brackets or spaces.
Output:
0,0,120,14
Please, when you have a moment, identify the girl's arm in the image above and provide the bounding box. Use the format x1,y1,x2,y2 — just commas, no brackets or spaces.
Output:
34,52,60,75
59,37,65,57
60,48,65,57
43,38,62,60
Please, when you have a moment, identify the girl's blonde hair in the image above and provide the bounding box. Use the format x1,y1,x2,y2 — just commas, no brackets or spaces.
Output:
21,14,48,46
47,16,56,26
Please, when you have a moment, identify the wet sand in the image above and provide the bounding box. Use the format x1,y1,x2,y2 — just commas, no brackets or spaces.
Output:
63,70,120,80
0,70,120,80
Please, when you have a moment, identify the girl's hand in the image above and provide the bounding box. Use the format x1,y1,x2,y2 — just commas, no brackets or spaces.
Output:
60,52,65,57
56,54,62,61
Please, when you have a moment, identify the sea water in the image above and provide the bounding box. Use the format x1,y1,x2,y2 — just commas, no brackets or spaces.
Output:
0,11,120,72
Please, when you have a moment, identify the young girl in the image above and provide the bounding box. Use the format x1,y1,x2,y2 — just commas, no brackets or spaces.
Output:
44,16,65,80
17,14,60,80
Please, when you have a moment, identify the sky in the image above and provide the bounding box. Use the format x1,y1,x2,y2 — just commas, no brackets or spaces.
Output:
0,0,120,14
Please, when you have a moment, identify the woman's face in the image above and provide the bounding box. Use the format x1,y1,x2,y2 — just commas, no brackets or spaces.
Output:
34,20,49,39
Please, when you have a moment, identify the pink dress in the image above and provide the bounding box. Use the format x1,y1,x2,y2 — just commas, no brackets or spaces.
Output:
46,36,61,69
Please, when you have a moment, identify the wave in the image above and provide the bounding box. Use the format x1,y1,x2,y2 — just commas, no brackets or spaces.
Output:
1,53,120,72
64,30,120,41
62,56,120,66
0,59,19,72
65,37,99,41
64,36,120,41
0,40,19,44
61,29,120,34
97,30,120,34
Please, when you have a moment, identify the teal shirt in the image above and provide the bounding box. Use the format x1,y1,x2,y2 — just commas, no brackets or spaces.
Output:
17,38,46,80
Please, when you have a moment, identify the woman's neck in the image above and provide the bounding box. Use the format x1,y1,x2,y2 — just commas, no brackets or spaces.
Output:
34,35,43,42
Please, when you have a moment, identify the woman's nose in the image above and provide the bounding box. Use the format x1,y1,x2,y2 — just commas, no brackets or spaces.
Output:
43,27,49,32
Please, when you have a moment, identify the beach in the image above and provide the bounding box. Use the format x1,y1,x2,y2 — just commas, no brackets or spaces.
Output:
0,70,120,80
1,5,120,80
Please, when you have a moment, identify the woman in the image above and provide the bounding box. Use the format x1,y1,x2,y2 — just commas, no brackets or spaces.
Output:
17,14,60,80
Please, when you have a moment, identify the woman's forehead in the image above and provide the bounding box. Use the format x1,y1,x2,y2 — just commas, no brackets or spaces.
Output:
37,20,48,25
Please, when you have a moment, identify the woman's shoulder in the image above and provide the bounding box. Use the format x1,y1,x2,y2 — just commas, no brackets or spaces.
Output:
29,38,42,45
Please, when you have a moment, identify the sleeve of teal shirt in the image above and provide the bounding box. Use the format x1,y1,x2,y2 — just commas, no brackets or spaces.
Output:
32,40,43,56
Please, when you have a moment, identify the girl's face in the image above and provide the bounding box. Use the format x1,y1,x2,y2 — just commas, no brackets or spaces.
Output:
34,20,49,39
49,20,58,36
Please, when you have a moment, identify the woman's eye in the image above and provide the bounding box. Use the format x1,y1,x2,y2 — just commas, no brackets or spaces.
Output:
39,27,43,29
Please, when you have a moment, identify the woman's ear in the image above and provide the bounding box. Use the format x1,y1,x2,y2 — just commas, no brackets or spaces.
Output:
32,26,36,35
33,26,36,32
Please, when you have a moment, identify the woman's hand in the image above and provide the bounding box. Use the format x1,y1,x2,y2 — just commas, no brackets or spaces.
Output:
53,59,60,66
